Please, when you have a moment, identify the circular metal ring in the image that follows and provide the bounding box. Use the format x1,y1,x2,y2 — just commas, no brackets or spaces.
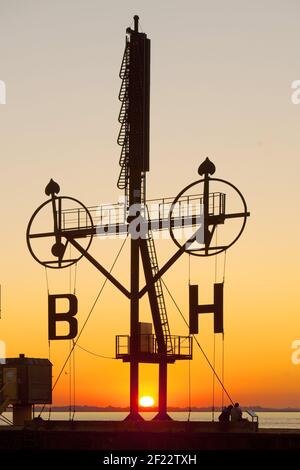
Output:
168,177,248,257
26,196,94,269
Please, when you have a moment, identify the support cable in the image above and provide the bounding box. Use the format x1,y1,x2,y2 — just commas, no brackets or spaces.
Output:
212,228,218,421
48,340,52,420
44,267,50,294
221,250,227,408
45,264,52,420
187,254,192,421
222,333,225,409
68,246,74,421
72,339,76,420
212,335,216,421
187,359,191,422
71,250,77,419
69,340,72,421
75,343,115,359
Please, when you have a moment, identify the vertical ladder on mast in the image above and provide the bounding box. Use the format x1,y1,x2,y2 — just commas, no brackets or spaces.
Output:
141,172,146,206
117,40,130,199
145,222,173,353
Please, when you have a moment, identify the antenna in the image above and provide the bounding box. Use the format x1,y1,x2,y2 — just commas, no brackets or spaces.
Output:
134,15,139,32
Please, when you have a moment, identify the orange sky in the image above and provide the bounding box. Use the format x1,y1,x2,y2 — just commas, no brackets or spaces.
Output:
0,1,300,409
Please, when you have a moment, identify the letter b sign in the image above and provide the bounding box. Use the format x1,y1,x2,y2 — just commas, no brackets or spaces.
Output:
48,294,78,340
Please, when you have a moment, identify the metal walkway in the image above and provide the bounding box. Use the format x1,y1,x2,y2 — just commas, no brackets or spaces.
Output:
61,192,225,238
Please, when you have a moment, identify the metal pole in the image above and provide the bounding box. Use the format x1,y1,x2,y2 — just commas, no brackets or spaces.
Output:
134,15,139,33
127,169,142,420
129,234,140,418
153,359,171,420
203,172,210,255
159,361,167,416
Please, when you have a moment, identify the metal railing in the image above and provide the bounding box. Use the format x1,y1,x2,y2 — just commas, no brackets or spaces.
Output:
245,409,259,430
61,192,226,236
116,334,192,359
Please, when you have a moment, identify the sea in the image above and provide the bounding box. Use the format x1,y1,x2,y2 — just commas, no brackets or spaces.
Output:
1,411,300,428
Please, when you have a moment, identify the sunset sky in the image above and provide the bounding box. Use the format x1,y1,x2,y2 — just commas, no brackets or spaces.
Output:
0,0,300,409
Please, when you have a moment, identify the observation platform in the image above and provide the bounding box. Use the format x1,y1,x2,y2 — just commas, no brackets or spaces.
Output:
116,334,192,363
60,192,225,238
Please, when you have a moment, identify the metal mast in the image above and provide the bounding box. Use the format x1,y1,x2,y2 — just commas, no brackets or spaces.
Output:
118,16,174,420
27,15,249,423
118,16,151,419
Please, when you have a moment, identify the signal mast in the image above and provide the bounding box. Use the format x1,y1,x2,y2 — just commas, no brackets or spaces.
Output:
27,16,249,421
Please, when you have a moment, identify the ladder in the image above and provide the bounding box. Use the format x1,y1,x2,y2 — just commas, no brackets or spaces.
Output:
117,41,130,193
145,223,173,353
141,172,146,205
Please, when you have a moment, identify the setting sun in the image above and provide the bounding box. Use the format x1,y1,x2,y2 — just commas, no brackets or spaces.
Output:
139,396,155,408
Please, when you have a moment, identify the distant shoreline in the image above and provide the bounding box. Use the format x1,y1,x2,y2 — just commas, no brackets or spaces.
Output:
25,406,300,413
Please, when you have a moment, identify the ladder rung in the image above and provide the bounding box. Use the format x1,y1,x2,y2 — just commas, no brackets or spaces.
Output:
145,227,172,338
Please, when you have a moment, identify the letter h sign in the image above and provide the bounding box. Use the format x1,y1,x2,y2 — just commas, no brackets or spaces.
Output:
189,284,224,334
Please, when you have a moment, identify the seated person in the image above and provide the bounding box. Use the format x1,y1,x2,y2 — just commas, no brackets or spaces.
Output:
218,404,233,422
230,402,243,422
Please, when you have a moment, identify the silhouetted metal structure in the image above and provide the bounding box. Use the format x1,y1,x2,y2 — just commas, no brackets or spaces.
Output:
26,16,250,421
116,16,194,421
0,354,52,425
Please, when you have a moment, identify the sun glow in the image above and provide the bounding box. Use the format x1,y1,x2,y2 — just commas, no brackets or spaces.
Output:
139,396,155,407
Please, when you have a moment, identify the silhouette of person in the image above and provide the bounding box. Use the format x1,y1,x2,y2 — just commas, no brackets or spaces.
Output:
230,402,243,422
218,404,233,422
